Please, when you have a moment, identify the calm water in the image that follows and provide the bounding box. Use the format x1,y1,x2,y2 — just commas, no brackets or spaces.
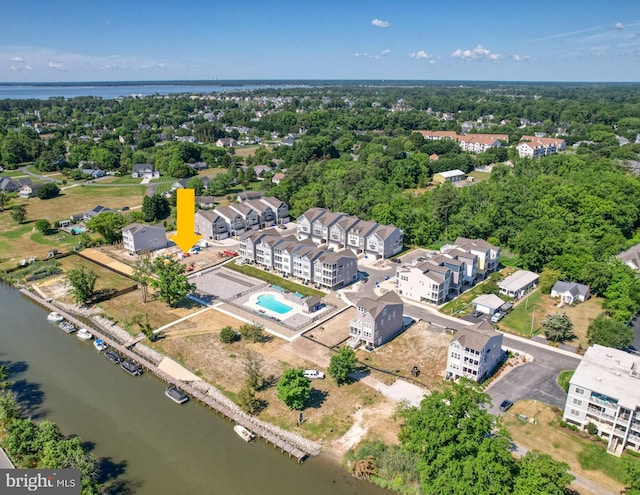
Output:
0,285,386,495
0,83,290,100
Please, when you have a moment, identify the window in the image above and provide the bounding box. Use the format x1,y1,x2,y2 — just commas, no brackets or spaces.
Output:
570,409,580,416
572,398,582,406
575,387,585,395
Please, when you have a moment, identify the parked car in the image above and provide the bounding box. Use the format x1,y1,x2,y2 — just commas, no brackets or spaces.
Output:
471,310,483,318
491,312,504,323
303,369,325,379
499,400,514,412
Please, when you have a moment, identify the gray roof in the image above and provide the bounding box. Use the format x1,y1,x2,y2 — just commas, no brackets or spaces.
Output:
357,291,403,319
455,236,499,254
617,244,640,271
551,281,590,299
499,270,539,291
473,294,505,309
453,321,501,352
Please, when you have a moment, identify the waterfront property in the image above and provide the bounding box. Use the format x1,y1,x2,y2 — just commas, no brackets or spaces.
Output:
445,321,504,383
563,344,640,456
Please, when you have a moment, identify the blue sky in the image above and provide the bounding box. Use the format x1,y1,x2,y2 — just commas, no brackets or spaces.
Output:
1,0,639,82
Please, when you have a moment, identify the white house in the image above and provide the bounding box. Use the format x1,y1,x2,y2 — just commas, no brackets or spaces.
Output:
395,262,453,305
122,223,167,255
445,321,504,383
551,281,590,304
131,163,159,179
452,237,500,279
563,345,640,455
498,270,539,298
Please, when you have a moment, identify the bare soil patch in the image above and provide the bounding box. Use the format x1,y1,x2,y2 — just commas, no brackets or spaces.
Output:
308,307,355,348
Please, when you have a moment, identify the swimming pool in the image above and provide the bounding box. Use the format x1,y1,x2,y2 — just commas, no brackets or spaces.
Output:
70,227,86,234
256,294,292,315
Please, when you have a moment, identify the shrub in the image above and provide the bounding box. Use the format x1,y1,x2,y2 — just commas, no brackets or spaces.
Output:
219,326,239,343
586,422,599,435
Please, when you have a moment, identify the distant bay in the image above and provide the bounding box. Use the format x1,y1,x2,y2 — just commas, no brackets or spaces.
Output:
0,81,299,100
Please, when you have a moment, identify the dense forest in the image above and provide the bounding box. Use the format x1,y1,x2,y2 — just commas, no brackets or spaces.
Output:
2,83,640,321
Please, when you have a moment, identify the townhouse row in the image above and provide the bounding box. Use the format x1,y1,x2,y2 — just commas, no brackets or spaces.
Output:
296,208,404,259
195,197,289,240
395,237,500,305
239,231,358,291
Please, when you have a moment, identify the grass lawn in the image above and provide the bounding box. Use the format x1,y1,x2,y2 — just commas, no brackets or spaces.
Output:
0,170,29,178
468,170,490,181
498,290,603,348
502,400,630,493
226,260,325,298
56,256,135,292
557,370,574,392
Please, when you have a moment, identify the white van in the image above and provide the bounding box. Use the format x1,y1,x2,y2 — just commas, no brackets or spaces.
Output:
303,369,325,379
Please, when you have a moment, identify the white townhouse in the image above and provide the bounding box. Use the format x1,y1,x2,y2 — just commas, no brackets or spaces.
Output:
310,211,347,244
195,210,231,240
453,237,500,279
396,262,453,305
445,321,504,383
297,208,327,240
428,254,468,297
498,270,539,298
563,345,640,455
291,245,323,283
215,205,247,237
122,223,167,255
365,224,404,259
440,247,478,286
346,219,378,254
328,215,361,251
349,291,405,349
244,199,276,228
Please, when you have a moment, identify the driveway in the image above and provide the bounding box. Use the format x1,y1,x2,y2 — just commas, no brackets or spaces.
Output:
486,336,581,414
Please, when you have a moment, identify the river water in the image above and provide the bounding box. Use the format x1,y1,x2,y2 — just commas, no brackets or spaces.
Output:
0,285,386,495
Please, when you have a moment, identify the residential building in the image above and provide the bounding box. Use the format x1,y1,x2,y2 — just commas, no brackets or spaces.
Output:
498,270,539,298
396,261,453,305
195,196,215,208
215,137,238,147
416,130,459,141
346,219,378,254
237,190,264,202
194,210,230,240
19,183,45,198
445,321,504,383
452,237,500,279
517,135,566,158
563,345,640,455
296,208,327,239
83,205,115,221
244,199,276,228
122,223,167,255
309,211,347,244
259,197,289,224
328,215,361,251
349,292,404,349
440,247,478,286
211,205,247,237
0,177,29,193
457,134,506,153
131,163,159,179
551,281,590,304
472,294,505,315
229,203,260,231
365,224,404,259
271,172,286,185
312,250,358,290
433,169,466,184
617,244,640,271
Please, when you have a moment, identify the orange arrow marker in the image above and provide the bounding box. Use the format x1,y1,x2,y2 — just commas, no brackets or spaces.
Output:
169,188,201,253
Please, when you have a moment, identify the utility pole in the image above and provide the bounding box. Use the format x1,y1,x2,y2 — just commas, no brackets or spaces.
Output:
530,305,536,337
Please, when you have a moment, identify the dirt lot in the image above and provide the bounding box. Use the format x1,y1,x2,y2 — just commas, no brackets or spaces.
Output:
503,400,624,495
356,321,451,387
307,307,355,348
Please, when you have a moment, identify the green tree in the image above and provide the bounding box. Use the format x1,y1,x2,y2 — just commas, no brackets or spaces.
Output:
132,256,154,303
35,219,52,235
237,384,265,415
513,451,574,495
219,326,239,343
276,368,311,410
241,350,264,391
328,346,357,385
149,257,195,307
3,418,39,466
40,436,102,494
86,211,125,243
65,267,97,304
542,312,575,343
142,193,170,222
10,204,27,224
186,177,205,195
587,313,634,349
622,457,640,495
238,323,265,343
36,182,60,199
539,268,563,294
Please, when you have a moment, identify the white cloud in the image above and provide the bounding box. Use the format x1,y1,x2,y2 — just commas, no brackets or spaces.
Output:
9,56,24,63
371,18,390,28
354,50,387,60
615,22,624,30
410,50,432,60
381,49,391,56
512,54,530,62
48,61,65,70
451,45,502,61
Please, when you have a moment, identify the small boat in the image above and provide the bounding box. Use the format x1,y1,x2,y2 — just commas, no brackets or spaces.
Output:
47,312,64,323
233,424,255,442
76,328,93,341
165,385,189,404
121,360,143,376
93,339,107,352
104,349,124,364
59,321,77,334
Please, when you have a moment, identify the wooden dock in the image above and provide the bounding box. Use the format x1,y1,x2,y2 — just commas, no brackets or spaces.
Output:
20,288,311,462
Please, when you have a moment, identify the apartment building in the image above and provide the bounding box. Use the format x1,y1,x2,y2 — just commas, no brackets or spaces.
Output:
395,261,453,305
517,135,566,158
563,345,640,455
